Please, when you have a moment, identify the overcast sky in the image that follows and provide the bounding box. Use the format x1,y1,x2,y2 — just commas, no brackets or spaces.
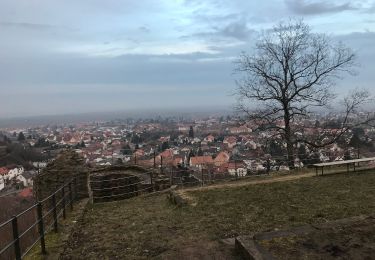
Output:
0,0,374,118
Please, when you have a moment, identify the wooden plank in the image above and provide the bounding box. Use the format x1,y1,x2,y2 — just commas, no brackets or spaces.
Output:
313,157,375,167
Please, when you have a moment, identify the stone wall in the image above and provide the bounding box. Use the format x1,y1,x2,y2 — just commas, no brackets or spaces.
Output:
89,165,155,203
90,173,141,203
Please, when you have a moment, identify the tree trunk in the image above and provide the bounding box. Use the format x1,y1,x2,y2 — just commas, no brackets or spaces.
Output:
284,113,295,170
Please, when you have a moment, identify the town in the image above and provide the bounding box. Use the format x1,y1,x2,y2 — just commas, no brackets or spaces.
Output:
1,112,374,194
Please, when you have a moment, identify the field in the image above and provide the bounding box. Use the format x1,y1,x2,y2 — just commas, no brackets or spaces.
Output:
60,170,375,259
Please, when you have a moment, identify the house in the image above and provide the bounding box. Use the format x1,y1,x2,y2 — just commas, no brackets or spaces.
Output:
0,167,8,177
229,126,252,134
178,125,189,132
227,162,247,177
5,166,24,181
214,151,230,167
17,171,36,187
223,136,237,149
244,160,265,172
189,156,213,169
0,177,4,191
134,149,145,158
32,161,48,169
204,135,215,143
245,140,257,150
159,149,174,159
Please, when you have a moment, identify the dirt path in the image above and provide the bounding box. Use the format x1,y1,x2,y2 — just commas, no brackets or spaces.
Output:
177,172,316,203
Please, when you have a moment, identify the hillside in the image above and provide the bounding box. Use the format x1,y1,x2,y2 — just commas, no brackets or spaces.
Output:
60,170,375,259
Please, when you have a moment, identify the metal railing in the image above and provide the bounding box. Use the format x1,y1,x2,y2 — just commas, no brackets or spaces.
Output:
0,178,78,260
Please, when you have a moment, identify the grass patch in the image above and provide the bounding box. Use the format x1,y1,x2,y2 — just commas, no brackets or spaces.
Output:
24,199,88,260
61,171,375,259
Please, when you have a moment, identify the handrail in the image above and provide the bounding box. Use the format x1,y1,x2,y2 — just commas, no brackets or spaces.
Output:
0,218,12,230
16,204,38,218
0,177,79,260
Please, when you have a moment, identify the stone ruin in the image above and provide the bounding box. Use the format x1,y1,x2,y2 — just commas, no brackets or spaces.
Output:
89,165,171,203
33,150,89,201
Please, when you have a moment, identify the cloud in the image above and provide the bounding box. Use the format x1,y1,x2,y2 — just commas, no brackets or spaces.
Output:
364,2,375,13
285,0,357,15
0,0,374,118
0,21,56,31
138,26,150,33
216,21,255,40
187,20,256,42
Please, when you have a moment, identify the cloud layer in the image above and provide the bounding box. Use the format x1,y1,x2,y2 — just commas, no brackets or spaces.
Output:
0,0,374,118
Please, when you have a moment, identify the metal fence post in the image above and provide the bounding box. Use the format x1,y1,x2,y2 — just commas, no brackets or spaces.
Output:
62,186,66,219
37,202,46,255
52,194,58,232
11,216,21,260
69,182,73,210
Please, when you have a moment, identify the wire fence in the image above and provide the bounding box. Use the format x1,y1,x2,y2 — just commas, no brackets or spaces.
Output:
123,148,375,188
0,178,79,260
89,170,155,203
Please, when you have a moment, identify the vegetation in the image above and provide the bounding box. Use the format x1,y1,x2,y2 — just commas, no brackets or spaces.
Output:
17,132,26,141
62,170,375,259
0,142,48,169
189,126,194,138
235,20,373,168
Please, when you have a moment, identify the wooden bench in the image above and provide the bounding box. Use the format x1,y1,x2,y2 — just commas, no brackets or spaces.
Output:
313,157,375,176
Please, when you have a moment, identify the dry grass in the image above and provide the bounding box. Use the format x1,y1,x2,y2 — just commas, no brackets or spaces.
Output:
61,170,375,259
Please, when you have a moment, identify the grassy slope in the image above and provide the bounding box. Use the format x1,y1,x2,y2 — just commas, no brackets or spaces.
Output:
61,171,375,259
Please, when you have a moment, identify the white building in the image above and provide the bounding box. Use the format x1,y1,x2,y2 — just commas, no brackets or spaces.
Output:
5,167,24,181
0,177,5,191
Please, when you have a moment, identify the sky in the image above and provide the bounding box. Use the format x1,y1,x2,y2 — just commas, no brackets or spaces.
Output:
0,0,374,118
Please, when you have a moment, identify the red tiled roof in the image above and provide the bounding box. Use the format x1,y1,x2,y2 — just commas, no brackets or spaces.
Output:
19,188,33,198
0,167,8,175
224,136,237,144
190,156,213,166
160,149,173,159
214,151,230,163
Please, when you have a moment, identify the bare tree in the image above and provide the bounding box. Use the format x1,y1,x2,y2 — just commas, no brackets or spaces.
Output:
235,20,373,168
